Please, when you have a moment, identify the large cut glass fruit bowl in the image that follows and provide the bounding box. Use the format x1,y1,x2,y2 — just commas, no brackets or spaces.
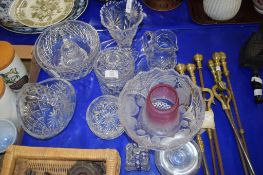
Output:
34,20,100,81
17,78,76,139
118,68,205,150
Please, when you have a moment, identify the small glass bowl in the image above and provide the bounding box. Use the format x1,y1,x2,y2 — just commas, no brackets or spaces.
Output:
17,78,76,139
0,119,17,153
155,141,202,175
34,20,100,81
86,95,124,140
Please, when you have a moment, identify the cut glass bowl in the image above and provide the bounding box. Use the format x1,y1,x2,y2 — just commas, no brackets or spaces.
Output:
86,95,124,140
17,78,76,139
34,20,100,81
118,68,205,150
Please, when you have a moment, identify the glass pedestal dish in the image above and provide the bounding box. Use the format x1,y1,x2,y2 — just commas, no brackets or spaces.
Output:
155,141,201,175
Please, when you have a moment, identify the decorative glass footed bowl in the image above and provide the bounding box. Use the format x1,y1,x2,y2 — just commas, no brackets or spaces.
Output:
118,68,205,150
17,78,76,139
94,48,135,96
100,0,144,48
34,20,100,81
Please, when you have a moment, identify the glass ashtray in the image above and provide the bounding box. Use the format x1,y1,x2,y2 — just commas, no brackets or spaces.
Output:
34,20,100,81
155,141,201,175
118,68,205,150
17,78,76,139
86,95,124,140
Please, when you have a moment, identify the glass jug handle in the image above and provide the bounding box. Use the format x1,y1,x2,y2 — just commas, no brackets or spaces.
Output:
141,31,153,53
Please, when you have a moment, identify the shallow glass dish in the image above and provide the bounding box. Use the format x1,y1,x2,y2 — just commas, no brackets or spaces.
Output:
86,95,124,140
94,48,134,96
0,119,17,153
155,141,201,175
34,20,100,81
118,68,205,150
17,78,76,139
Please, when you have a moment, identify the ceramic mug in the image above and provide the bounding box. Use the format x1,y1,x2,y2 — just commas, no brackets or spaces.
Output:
0,41,28,91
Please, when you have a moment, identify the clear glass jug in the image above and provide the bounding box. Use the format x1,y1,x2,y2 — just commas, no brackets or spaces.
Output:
142,29,178,70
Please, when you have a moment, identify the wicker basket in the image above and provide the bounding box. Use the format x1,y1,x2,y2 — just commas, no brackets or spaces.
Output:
1,145,120,175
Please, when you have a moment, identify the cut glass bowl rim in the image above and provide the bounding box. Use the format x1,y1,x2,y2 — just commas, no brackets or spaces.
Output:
100,0,144,32
16,78,76,139
118,68,205,150
86,95,124,140
34,20,100,80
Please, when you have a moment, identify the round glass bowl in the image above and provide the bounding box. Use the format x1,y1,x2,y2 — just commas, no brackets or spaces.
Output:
0,119,17,153
118,68,205,150
94,48,134,96
34,20,100,81
155,141,201,175
17,78,76,139
86,95,124,140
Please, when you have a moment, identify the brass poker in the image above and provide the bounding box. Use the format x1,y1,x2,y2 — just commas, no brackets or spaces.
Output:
175,63,210,175
186,63,218,175
218,52,250,157
193,54,225,175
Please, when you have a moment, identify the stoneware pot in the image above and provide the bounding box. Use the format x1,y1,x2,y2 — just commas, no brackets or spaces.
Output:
203,0,242,21
252,0,263,14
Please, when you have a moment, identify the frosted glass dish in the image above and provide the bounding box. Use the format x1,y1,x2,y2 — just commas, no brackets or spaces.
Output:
34,20,100,81
118,68,205,150
17,78,76,139
86,95,124,140
0,119,17,153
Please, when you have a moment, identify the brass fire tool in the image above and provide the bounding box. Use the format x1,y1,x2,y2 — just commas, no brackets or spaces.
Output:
212,53,249,175
208,54,255,175
186,63,218,175
175,63,210,175
218,52,250,157
193,54,225,175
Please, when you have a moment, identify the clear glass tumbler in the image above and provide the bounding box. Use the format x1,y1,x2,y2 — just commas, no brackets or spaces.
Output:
94,48,135,96
100,0,144,48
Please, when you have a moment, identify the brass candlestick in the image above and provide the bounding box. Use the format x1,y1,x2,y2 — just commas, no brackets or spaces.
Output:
194,54,225,175
186,63,217,175
208,57,253,175
219,52,250,157
175,64,210,175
